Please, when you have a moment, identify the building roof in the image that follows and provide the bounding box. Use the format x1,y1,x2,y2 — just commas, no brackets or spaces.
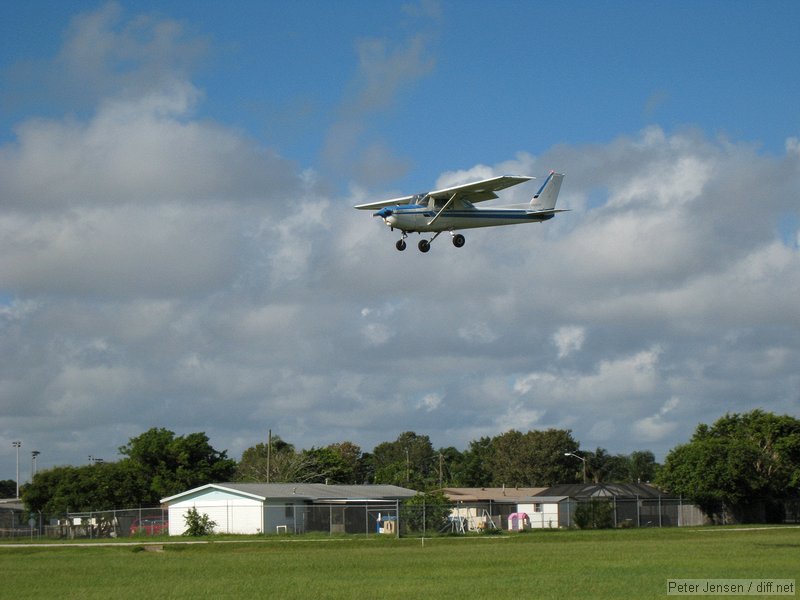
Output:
536,482,664,499
439,487,548,502
161,483,418,504
0,498,25,511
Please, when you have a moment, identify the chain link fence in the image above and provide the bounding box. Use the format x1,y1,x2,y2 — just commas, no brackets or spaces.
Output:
4,496,798,540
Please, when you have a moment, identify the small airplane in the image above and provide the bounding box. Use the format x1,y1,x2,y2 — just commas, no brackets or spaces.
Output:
354,171,566,252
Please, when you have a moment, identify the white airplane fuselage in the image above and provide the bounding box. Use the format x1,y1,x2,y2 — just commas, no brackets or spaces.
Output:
382,205,554,233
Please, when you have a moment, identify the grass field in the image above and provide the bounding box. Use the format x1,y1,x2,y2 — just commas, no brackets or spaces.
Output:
2,527,798,599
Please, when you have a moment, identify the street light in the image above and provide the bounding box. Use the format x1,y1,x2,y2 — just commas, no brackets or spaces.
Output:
564,451,587,484
31,450,40,481
12,441,21,498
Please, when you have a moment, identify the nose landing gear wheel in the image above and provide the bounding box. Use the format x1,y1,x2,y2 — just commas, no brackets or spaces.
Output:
396,239,407,251
452,234,465,248
418,239,430,253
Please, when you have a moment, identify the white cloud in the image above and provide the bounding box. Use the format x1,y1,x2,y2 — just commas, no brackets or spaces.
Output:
418,393,443,412
553,326,586,359
633,397,681,442
2,5,799,468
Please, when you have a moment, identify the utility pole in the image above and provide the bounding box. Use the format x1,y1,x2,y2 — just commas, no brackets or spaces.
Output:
12,441,21,498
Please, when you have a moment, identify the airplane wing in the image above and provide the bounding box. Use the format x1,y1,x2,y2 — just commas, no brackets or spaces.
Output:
353,194,421,211
426,175,534,203
353,175,533,210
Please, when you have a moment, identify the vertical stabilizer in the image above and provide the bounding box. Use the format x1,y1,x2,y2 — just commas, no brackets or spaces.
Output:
529,171,564,211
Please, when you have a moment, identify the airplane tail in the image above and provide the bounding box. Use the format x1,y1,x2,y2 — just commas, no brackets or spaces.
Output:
529,171,565,212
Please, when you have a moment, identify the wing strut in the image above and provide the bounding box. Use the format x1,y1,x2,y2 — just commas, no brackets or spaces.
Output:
426,193,458,226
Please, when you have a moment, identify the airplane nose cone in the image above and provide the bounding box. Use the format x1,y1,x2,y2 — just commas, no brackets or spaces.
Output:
374,207,393,218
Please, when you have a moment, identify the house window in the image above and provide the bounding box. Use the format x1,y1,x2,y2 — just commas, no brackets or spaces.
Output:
533,503,542,513
285,504,294,518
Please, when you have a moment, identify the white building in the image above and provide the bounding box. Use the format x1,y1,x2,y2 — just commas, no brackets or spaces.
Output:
161,483,417,536
516,496,569,529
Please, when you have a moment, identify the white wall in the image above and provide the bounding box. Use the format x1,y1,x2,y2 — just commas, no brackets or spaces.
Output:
518,502,560,529
168,497,263,535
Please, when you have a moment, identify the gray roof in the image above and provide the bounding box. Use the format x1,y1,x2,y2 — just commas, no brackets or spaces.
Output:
439,487,548,502
527,496,570,503
162,483,418,504
536,483,663,499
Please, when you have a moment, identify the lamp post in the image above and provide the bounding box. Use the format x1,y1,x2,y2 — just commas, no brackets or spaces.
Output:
12,441,22,498
564,451,587,484
31,450,40,480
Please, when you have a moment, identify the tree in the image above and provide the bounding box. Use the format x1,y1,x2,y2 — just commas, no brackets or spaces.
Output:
325,441,364,483
658,410,800,522
586,448,630,483
372,432,436,489
23,461,149,514
489,429,581,487
0,479,16,498
296,442,366,484
453,437,493,487
236,436,323,483
628,450,659,483
434,446,464,488
119,427,236,502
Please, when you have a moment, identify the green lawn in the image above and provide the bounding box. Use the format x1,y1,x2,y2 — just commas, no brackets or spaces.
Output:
3,527,798,599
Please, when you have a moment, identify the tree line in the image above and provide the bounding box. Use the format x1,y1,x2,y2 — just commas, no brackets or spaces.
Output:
18,409,800,522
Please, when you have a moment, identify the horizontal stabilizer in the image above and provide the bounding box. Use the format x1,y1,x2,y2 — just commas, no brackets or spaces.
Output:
526,208,570,216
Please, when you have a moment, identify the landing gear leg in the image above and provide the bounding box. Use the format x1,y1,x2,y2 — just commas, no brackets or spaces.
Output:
396,232,408,251
418,232,442,253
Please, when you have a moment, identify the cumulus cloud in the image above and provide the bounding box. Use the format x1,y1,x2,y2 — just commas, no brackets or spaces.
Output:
2,4,799,471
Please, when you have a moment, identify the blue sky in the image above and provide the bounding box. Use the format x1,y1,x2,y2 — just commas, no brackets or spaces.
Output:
1,1,798,480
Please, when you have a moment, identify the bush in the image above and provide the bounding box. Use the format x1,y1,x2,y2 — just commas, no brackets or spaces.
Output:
183,507,217,536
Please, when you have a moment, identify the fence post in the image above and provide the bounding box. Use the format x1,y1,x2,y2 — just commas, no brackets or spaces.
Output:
396,500,400,539
422,497,426,539
658,496,662,527
613,497,617,528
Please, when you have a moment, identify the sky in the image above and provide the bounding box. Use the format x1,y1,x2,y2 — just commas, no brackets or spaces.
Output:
1,0,798,482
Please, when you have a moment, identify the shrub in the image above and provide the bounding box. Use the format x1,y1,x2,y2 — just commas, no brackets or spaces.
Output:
183,507,217,536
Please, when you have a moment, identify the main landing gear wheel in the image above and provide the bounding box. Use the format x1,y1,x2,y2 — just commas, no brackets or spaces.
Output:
452,233,465,248
418,239,431,253
396,239,407,251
